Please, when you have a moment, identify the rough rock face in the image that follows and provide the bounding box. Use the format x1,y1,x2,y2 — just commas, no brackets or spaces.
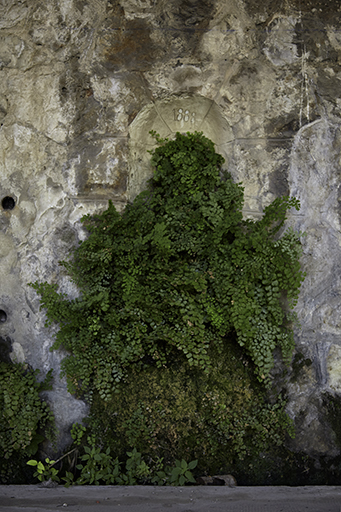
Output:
1,0,341,458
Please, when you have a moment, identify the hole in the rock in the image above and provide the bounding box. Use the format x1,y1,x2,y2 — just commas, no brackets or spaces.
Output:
2,196,15,210
0,310,7,323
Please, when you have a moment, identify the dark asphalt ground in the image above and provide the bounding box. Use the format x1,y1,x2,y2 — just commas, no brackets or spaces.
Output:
1,485,341,512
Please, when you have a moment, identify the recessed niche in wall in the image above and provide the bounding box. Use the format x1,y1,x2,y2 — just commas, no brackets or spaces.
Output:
127,94,234,202
0,310,7,323
1,196,15,210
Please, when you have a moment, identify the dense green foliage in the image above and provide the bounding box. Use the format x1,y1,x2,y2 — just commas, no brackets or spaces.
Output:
31,131,305,473
32,131,304,393
0,362,55,461
87,339,294,473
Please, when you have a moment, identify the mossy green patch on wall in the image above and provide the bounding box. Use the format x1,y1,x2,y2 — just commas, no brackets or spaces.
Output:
88,339,294,474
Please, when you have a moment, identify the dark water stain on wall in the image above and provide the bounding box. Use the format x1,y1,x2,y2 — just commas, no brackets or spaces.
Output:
163,0,215,37
160,0,216,59
59,57,99,139
316,72,341,104
293,16,337,62
230,64,259,85
98,1,160,73
102,18,159,72
244,0,341,22
98,0,217,71
0,336,12,364
267,114,301,138
268,164,290,198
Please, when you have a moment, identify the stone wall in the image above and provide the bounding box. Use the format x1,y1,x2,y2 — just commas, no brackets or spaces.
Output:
1,0,341,457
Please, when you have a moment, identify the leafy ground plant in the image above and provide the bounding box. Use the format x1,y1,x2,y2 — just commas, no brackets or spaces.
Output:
170,459,197,486
27,438,198,487
27,458,60,483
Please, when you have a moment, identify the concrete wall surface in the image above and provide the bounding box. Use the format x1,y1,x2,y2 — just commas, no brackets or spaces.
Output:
1,0,341,457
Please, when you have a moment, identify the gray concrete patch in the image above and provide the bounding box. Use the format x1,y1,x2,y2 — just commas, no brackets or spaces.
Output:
1,486,341,512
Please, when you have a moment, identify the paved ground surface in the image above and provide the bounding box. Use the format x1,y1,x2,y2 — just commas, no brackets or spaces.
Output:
1,485,341,512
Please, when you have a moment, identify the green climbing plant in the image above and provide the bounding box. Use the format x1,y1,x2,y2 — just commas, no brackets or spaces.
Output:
30,131,304,472
0,362,55,461
31,131,304,393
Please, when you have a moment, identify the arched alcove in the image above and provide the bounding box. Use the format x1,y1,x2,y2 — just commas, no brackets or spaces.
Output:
127,94,234,201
